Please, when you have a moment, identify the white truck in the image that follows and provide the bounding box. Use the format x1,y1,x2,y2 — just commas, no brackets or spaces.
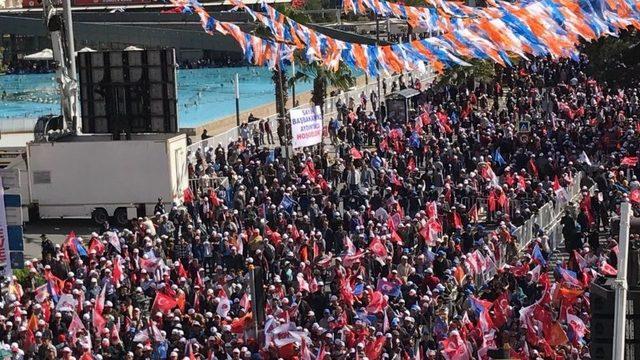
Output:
17,133,188,226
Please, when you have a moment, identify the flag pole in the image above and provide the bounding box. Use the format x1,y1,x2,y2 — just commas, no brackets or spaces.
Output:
613,199,631,360
249,266,259,338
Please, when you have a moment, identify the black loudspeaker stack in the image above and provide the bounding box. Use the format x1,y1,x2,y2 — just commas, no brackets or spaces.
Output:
78,49,178,136
590,278,640,359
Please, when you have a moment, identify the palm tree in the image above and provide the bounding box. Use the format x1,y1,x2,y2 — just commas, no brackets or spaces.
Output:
435,59,496,90
253,4,356,115
272,67,289,117
291,59,356,113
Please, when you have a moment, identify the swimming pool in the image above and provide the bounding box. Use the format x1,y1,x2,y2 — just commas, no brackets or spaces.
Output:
0,67,313,128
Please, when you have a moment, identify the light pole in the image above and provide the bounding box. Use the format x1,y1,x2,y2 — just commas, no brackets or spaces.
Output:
291,60,297,108
613,199,632,360
62,0,79,132
235,73,240,127
375,15,381,119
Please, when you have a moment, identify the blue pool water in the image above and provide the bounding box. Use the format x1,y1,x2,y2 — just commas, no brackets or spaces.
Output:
0,67,313,128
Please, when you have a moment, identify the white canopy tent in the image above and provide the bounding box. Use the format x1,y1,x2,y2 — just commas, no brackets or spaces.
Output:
24,48,54,61
76,47,97,54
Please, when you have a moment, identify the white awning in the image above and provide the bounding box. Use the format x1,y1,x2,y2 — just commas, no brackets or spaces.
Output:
24,48,54,61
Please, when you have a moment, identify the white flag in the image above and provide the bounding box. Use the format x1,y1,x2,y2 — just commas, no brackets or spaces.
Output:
578,151,592,166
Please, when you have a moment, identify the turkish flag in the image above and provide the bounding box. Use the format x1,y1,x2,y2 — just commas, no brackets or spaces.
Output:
153,291,178,313
177,261,189,278
544,322,569,347
452,212,463,230
492,292,510,329
92,307,107,334
390,230,403,245
419,225,432,244
488,191,497,212
600,262,618,276
621,156,638,167
365,291,387,314
88,237,105,255
112,256,123,286
426,201,438,219
553,175,562,192
407,158,416,172
365,336,386,360
441,334,470,360
630,189,640,203
239,293,251,312
528,159,539,178
350,147,363,159
216,296,231,317
368,237,388,259
231,312,253,334
183,187,194,204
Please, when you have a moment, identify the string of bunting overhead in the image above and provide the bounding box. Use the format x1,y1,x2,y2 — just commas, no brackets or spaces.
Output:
343,0,477,31
169,0,640,76
174,0,296,68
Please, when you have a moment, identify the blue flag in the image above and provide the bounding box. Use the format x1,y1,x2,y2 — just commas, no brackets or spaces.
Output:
353,283,364,296
468,296,490,317
433,316,448,338
266,149,275,164
425,248,436,263
280,194,296,213
74,239,88,257
377,279,401,297
409,132,421,148
493,148,506,167
532,243,546,266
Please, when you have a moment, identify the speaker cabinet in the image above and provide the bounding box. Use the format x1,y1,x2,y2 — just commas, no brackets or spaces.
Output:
78,49,178,135
590,279,640,359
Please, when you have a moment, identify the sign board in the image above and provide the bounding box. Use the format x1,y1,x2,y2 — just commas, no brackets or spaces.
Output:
7,226,23,251
517,120,531,133
0,169,20,190
9,252,23,270
5,208,22,226
290,106,323,149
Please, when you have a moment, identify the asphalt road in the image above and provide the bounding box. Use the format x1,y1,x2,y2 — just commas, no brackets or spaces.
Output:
22,219,99,260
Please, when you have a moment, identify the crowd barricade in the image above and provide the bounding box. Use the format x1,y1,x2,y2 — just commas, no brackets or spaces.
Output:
188,176,229,196
468,171,591,290
511,171,589,253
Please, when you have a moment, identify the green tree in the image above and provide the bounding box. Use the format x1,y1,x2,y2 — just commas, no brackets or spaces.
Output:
435,59,496,90
581,29,640,85
291,59,356,112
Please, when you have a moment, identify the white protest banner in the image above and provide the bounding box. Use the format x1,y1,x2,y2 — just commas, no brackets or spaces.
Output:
290,105,323,149
56,294,78,312
0,178,9,276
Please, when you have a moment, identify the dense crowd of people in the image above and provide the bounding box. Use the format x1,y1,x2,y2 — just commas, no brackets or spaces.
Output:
1,54,639,360
2,60,55,75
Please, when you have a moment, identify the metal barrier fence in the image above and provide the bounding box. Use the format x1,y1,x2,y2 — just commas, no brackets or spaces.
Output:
488,171,590,270
188,176,229,196
186,70,436,157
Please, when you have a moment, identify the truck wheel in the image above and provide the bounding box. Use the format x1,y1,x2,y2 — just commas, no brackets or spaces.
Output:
91,208,109,224
114,208,129,227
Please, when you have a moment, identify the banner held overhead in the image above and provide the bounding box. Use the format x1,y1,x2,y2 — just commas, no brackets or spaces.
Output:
290,106,323,149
